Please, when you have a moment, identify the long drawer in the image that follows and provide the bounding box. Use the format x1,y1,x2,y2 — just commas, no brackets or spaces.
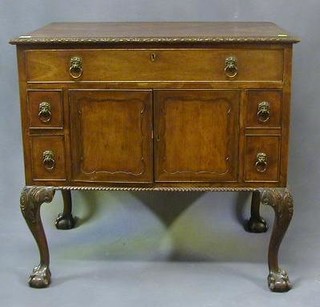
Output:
25,48,284,82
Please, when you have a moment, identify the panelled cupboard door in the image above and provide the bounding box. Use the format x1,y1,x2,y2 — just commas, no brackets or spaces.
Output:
154,90,240,182
69,90,153,183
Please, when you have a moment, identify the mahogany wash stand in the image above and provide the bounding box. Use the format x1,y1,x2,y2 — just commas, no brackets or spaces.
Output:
10,22,299,291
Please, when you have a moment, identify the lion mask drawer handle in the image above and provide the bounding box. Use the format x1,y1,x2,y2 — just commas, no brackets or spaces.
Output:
69,56,83,79
38,101,52,123
224,56,238,78
257,101,271,123
255,152,268,173
43,150,56,170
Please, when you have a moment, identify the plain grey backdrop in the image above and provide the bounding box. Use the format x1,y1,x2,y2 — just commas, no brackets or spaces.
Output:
1,0,319,306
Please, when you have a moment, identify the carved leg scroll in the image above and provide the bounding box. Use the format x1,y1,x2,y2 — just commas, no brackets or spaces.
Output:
247,190,268,233
55,190,75,230
20,186,55,288
261,188,294,292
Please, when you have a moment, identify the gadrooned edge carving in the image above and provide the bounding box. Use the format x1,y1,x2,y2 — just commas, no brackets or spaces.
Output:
53,186,260,192
9,36,300,45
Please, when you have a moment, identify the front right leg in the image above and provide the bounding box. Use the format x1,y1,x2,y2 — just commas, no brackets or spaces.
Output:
20,186,55,288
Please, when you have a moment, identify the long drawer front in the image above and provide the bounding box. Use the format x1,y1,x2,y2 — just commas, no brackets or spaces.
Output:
25,49,284,82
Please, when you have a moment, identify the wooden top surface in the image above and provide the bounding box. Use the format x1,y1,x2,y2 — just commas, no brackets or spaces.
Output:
10,22,299,45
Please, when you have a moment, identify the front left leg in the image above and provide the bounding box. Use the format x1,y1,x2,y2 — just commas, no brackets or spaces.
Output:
20,186,55,288
261,188,294,292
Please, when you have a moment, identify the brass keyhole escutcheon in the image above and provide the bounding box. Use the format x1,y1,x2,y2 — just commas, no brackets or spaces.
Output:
150,53,157,62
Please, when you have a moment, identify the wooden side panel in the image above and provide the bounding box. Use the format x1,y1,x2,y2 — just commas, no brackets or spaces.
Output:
155,90,240,182
69,90,153,183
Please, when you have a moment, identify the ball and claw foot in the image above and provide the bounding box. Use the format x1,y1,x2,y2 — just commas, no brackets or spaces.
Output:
247,216,268,233
29,264,51,288
268,269,292,292
55,213,75,230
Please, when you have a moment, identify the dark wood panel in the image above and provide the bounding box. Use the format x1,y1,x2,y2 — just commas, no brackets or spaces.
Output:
69,90,153,182
155,90,240,182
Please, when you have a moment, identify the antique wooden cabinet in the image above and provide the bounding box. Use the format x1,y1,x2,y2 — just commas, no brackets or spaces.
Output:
10,22,299,292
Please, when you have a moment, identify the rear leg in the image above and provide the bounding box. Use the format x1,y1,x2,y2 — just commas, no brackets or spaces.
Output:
55,190,75,230
247,190,268,233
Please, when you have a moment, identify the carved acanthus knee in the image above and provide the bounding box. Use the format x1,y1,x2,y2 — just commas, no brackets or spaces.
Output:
20,187,55,225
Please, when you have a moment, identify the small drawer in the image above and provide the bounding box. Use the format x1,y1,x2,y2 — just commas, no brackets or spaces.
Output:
245,90,282,128
25,49,284,82
28,90,63,129
30,136,66,180
244,136,280,182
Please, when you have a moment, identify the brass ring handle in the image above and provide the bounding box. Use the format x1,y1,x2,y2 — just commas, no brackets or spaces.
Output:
38,101,52,123
257,101,271,123
69,56,83,79
43,150,56,170
255,152,268,173
224,56,238,78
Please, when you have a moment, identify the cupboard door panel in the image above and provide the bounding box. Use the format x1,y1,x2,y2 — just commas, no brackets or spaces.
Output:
155,90,240,182
70,90,153,182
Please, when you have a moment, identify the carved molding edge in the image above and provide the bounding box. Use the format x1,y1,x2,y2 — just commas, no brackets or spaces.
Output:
10,36,300,45
53,186,263,192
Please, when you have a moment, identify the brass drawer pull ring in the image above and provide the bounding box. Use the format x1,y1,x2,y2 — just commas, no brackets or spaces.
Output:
255,152,268,173
69,56,83,79
257,101,271,123
38,101,52,123
43,150,56,170
224,56,238,78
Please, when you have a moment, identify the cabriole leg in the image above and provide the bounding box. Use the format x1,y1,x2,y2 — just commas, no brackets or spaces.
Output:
55,190,75,230
20,186,55,288
261,188,294,292
247,190,268,233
